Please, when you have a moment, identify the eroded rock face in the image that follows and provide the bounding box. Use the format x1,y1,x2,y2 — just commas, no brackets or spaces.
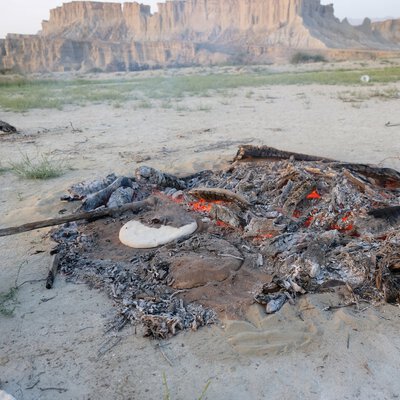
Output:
0,0,399,73
372,19,400,43
40,0,327,44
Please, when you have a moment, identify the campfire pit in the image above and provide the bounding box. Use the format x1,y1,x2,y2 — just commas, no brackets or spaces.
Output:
51,145,400,338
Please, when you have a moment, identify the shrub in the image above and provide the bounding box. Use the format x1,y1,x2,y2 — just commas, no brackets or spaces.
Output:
9,152,66,179
291,52,327,64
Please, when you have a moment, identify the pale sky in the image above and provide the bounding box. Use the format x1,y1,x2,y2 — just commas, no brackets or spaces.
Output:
0,0,399,39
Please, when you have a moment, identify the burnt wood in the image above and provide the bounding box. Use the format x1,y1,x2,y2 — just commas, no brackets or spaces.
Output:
368,206,400,222
337,163,400,188
233,146,400,189
233,145,336,163
0,120,17,134
46,253,60,289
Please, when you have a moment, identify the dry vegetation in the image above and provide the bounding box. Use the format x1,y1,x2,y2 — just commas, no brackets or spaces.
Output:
8,152,67,180
337,87,400,103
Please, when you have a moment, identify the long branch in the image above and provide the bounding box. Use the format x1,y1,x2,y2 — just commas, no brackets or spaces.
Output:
0,197,156,237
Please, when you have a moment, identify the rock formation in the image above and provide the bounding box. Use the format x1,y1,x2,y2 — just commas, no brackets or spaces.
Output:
0,0,399,73
371,19,400,43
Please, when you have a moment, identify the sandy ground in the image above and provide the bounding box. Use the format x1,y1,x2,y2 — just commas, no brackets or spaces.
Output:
1,63,400,399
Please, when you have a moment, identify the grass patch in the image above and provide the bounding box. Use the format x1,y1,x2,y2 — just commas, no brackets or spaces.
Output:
0,162,10,174
0,66,399,111
196,104,212,112
338,87,399,102
136,99,153,109
0,261,26,317
175,104,190,112
9,152,67,179
112,101,123,109
160,99,173,109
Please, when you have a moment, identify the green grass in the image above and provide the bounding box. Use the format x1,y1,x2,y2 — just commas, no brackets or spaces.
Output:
0,66,399,111
9,152,66,179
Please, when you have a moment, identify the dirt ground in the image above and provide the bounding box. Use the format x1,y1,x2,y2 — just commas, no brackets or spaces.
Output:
1,62,400,399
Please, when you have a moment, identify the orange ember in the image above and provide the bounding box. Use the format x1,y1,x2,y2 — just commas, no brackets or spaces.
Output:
189,199,225,213
330,224,354,232
306,190,321,200
216,220,230,228
260,233,274,239
304,216,314,227
252,233,275,242
292,210,302,218
341,212,352,222
329,212,355,232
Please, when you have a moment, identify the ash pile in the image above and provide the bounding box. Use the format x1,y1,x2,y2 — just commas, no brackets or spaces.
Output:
52,145,400,338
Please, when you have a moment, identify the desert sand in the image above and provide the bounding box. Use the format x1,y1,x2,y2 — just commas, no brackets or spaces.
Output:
1,61,400,399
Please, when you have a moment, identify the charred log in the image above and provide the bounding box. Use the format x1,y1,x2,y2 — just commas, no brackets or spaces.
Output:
0,197,156,237
368,206,400,223
0,120,17,134
234,145,335,163
336,163,400,190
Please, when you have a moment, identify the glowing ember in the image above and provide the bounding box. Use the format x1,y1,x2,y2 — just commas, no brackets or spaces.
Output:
189,199,224,213
306,190,321,200
341,212,352,222
330,212,354,233
330,224,354,232
252,233,275,242
216,220,231,228
292,210,302,218
304,216,314,227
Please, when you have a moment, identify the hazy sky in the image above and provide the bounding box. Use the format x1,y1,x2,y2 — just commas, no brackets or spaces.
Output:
0,0,399,38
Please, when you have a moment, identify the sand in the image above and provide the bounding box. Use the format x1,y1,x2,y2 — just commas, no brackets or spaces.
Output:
1,62,400,399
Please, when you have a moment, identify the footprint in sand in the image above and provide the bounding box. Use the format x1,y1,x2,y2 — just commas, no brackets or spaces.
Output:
224,297,323,356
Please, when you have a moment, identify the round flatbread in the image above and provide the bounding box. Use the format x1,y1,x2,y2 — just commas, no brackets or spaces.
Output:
119,220,197,249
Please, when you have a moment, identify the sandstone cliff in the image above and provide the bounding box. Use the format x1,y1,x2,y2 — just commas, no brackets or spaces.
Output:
372,19,400,43
0,0,399,73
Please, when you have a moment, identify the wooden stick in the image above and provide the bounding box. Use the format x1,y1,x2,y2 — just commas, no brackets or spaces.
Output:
233,145,336,163
45,253,60,289
0,197,156,237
